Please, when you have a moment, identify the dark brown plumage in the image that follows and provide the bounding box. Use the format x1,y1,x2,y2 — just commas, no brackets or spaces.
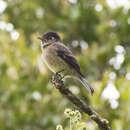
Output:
38,31,94,95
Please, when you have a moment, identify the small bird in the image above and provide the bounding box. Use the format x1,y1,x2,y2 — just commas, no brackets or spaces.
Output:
38,31,94,95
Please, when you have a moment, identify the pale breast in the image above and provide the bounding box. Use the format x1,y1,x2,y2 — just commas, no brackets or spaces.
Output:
42,45,69,74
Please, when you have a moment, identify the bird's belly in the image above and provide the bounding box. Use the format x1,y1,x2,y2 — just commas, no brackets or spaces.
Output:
42,50,74,76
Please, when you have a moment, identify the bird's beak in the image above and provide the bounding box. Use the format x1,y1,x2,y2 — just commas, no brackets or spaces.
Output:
37,36,43,40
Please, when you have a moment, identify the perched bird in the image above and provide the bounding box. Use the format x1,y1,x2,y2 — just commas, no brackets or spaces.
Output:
38,32,94,95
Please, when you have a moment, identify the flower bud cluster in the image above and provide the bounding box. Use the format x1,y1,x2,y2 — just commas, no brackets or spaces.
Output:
56,124,64,130
64,108,81,124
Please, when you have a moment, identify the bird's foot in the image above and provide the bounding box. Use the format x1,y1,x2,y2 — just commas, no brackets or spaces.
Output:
55,69,65,80
51,70,64,88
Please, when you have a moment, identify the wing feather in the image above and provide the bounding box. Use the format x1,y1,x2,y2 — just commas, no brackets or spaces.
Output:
54,43,83,76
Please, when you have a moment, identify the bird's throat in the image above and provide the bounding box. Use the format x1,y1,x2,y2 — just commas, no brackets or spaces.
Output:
43,42,51,48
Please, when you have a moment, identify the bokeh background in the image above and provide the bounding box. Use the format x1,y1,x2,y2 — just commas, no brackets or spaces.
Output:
0,0,130,130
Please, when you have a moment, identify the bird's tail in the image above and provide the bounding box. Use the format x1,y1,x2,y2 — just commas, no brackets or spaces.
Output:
79,76,94,96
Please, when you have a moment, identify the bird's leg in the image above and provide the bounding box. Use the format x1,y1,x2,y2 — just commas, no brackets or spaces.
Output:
51,69,65,86
55,69,65,80
51,70,65,89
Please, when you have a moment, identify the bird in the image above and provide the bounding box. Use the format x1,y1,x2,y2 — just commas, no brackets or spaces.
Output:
38,31,94,95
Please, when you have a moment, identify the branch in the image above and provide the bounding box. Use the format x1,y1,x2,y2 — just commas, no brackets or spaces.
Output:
51,74,112,130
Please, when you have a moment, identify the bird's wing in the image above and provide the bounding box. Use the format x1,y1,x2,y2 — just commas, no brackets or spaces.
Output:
54,43,83,76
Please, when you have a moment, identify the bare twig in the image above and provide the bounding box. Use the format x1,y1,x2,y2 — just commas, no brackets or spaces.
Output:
51,74,112,130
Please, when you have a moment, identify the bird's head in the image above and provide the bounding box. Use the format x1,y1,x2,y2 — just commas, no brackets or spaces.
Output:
38,31,61,47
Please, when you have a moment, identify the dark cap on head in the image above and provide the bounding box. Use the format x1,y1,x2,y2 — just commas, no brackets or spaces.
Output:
38,31,61,42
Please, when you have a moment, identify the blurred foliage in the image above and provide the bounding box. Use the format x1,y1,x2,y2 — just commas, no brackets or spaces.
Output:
0,0,130,130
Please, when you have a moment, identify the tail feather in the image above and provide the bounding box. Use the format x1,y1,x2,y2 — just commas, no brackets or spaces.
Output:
79,76,94,96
